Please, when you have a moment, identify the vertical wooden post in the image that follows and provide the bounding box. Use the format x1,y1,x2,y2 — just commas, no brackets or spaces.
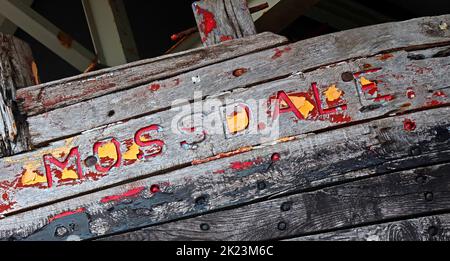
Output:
192,0,257,46
0,33,34,157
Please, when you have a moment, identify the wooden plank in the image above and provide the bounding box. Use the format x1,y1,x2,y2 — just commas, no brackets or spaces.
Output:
27,44,450,145
192,0,257,46
17,15,450,117
1,44,449,216
289,213,450,241
101,162,450,241
0,106,449,240
24,17,450,145
16,32,288,116
0,33,34,157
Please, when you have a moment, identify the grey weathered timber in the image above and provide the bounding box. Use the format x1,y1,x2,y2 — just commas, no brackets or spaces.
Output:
26,44,450,145
289,213,450,241
0,106,449,240
193,0,257,46
23,15,450,145
16,32,287,116
0,43,449,216
101,163,450,241
0,33,34,157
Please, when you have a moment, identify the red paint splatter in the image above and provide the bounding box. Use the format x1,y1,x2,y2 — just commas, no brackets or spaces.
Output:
378,53,394,61
196,5,217,42
49,208,85,222
100,187,145,203
149,84,160,92
272,47,292,59
2,193,8,201
213,170,226,174
434,91,447,97
150,184,160,194
84,171,107,181
403,119,416,132
407,88,416,99
220,35,233,42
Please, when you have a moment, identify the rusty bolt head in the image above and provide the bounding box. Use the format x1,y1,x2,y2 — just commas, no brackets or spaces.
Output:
233,68,248,77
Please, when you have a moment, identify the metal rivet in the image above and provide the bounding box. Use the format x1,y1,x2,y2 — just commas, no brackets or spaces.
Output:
55,226,69,237
200,223,210,231
281,202,292,212
341,72,354,82
416,175,427,184
409,146,422,157
424,192,434,202
271,153,281,162
84,156,98,167
428,226,438,236
257,181,267,190
108,110,115,117
150,184,161,194
278,222,287,231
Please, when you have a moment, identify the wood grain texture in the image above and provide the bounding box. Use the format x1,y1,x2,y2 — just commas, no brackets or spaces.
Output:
0,106,449,240
101,162,450,241
23,15,450,145
0,33,34,157
289,213,450,241
26,44,450,145
193,0,257,46
1,44,449,216
16,32,287,116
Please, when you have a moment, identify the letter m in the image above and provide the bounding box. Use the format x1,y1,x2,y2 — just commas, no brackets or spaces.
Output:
43,147,83,188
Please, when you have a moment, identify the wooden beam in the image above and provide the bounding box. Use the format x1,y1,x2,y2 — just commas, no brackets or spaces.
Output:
81,0,139,66
0,0,96,72
0,0,33,35
0,33,34,157
192,0,257,46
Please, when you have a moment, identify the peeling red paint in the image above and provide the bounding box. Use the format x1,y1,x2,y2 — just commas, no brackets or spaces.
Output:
0,202,16,213
272,47,292,59
378,53,394,61
2,193,8,201
100,187,146,204
230,158,263,171
426,100,443,107
84,171,107,181
353,68,382,78
196,5,217,42
220,35,233,42
374,95,396,102
49,208,85,222
329,114,352,124
213,169,226,174
403,119,417,132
